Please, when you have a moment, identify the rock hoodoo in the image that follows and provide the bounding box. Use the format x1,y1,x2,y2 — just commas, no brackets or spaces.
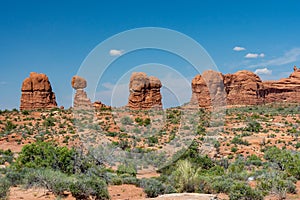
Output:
127,72,162,110
191,66,300,107
71,76,92,109
20,72,57,111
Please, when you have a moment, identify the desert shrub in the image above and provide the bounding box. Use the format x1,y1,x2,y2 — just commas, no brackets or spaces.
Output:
170,160,200,192
257,171,296,198
43,116,56,127
139,178,165,198
264,147,300,179
15,142,79,174
116,163,137,177
143,118,151,126
106,172,122,185
4,169,24,186
231,136,250,146
121,176,139,186
121,116,133,125
246,154,262,166
24,168,69,195
21,110,29,115
0,178,10,200
211,176,234,193
4,121,17,131
147,136,158,146
0,149,14,164
229,182,263,200
196,175,213,193
245,120,261,132
69,175,109,200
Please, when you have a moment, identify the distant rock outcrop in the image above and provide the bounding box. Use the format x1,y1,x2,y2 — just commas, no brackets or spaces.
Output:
191,66,300,107
260,66,300,103
190,70,225,107
20,72,57,110
127,72,162,110
71,76,92,109
224,70,264,105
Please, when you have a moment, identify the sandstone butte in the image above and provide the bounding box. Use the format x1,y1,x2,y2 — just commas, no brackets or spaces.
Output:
127,72,163,110
191,66,300,107
20,72,57,111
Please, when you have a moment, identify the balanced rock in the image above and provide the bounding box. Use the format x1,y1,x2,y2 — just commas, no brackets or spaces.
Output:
71,76,92,109
20,72,57,110
127,72,162,110
71,76,87,89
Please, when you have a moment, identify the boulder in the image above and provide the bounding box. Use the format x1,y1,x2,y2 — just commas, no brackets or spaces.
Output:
71,75,87,89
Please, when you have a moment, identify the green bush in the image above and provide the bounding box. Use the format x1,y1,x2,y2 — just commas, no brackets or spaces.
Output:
15,142,78,174
170,160,200,192
211,176,233,193
0,178,10,200
116,163,137,177
139,178,165,198
257,171,296,197
24,168,69,195
121,116,133,125
69,175,109,200
264,147,300,179
0,149,14,164
245,120,261,132
229,182,263,200
5,169,24,186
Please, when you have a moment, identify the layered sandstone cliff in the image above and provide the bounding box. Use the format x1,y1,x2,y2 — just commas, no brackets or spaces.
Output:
20,72,57,111
191,66,300,107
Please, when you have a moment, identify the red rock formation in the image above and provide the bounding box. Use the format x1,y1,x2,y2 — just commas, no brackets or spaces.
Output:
20,72,57,111
191,66,300,107
71,76,92,109
93,101,111,110
224,70,264,105
191,70,225,107
127,72,162,110
260,66,300,103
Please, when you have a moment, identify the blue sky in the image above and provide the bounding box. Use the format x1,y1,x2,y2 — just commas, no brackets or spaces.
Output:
1,0,300,109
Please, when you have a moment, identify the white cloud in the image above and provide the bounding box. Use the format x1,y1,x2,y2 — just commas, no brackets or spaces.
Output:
109,49,124,56
233,46,246,51
248,48,300,68
254,68,272,75
259,53,265,58
245,53,265,59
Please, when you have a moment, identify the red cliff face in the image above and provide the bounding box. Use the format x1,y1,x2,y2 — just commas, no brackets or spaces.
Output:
223,70,264,105
190,70,225,107
191,66,300,107
20,72,57,110
127,72,162,110
260,66,300,103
